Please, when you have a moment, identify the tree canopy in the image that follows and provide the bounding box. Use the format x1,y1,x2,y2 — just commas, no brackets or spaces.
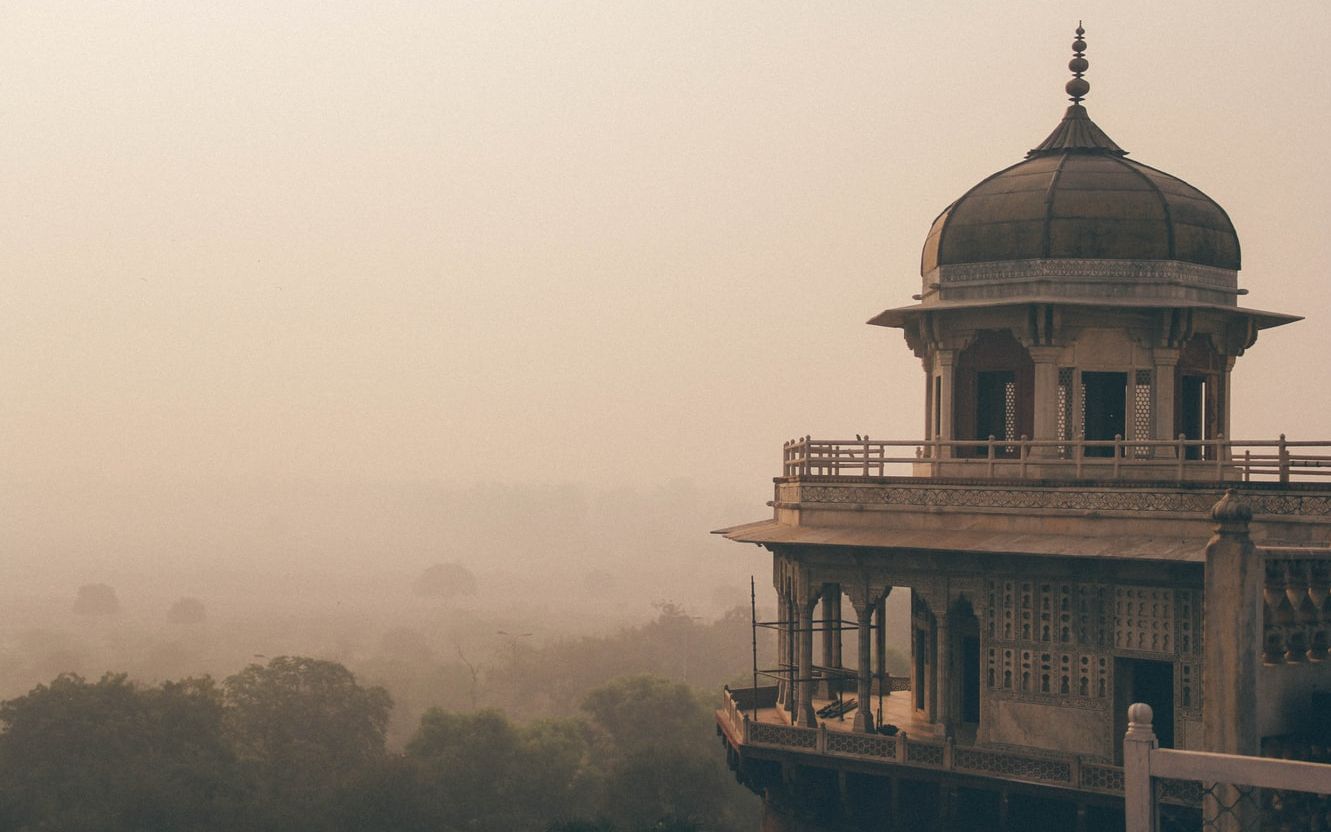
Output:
0,661,755,831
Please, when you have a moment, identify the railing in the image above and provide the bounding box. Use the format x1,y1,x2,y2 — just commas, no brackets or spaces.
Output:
1259,547,1331,665
781,435,1331,483
717,686,1122,794
1124,703,1331,831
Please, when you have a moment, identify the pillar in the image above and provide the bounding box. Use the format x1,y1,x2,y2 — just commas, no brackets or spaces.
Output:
850,592,883,733
1202,491,1261,832
776,586,791,712
926,618,938,723
785,591,798,716
935,349,957,457
1153,347,1179,451
1202,491,1260,755
875,593,888,694
797,597,818,727
1029,345,1062,458
819,584,842,697
1221,355,1236,458
854,600,874,732
936,606,952,737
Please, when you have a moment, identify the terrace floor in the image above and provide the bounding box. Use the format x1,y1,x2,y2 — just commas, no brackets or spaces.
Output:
747,690,953,741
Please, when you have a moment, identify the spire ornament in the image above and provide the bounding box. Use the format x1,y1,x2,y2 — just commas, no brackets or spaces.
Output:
1067,22,1090,103
1027,22,1125,157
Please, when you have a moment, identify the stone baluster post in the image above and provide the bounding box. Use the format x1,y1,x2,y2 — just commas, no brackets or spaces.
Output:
1123,702,1158,832
1202,491,1261,832
1203,490,1260,755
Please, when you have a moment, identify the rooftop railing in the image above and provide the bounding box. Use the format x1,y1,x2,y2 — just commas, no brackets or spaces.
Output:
781,435,1331,483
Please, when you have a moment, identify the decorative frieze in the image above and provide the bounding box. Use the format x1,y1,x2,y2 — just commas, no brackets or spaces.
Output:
929,258,1237,290
778,482,1331,518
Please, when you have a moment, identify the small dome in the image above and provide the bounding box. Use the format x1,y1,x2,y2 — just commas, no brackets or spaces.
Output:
921,105,1241,274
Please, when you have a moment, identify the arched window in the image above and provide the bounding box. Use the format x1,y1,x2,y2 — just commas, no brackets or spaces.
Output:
1177,335,1224,460
954,331,1034,457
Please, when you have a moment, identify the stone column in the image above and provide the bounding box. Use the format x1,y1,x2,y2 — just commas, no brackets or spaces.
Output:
936,607,952,737
851,595,876,733
935,349,957,458
1221,355,1236,459
1203,490,1260,756
1029,345,1063,458
819,584,842,697
775,586,791,712
875,593,888,694
1153,347,1180,453
797,597,818,727
785,591,798,716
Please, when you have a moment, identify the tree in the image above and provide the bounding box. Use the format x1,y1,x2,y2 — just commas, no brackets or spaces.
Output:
580,676,704,757
73,583,119,616
222,656,391,828
223,656,390,771
0,673,241,831
580,676,755,831
404,709,598,832
412,562,477,599
166,597,207,625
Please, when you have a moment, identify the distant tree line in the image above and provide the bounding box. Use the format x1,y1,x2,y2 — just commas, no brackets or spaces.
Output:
0,658,757,831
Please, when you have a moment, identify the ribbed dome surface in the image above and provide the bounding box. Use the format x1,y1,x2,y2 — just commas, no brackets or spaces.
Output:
921,107,1240,274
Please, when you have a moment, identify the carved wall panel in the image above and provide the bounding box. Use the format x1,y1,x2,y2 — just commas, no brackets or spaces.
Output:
984,578,1203,710
1113,587,1174,654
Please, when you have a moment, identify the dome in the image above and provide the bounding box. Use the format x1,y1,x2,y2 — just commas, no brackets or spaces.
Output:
920,107,1241,275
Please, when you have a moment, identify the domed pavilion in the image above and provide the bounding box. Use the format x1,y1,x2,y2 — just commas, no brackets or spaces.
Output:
714,26,1331,832
869,27,1295,467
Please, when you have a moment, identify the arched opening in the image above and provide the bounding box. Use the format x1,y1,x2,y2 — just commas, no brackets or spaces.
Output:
1177,335,1224,460
953,331,1034,457
951,597,982,727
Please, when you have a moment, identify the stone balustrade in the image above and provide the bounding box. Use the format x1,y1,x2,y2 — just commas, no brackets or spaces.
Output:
717,686,1132,796
1260,546,1331,666
781,436,1331,483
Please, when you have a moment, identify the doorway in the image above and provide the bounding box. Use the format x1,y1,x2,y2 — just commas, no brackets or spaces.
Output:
1180,374,1206,460
961,635,981,724
1083,372,1127,457
1114,658,1174,761
976,371,1017,447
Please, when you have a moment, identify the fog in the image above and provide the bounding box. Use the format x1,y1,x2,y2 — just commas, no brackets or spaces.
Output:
1,1,1329,789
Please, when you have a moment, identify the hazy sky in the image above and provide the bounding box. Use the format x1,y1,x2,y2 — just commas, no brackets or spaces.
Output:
5,1,1331,524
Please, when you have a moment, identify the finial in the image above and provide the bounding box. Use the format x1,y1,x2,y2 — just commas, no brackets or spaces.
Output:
1066,22,1090,104
1210,489,1254,528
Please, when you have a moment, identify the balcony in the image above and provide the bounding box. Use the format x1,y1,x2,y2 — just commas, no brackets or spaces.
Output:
718,685,1131,797
781,436,1331,484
